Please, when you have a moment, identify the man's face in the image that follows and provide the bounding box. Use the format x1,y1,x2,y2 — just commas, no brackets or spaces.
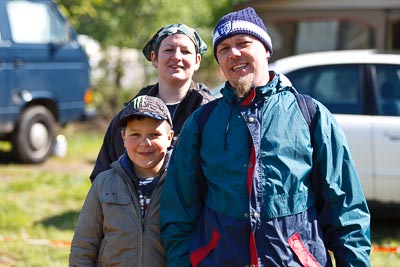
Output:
216,34,270,96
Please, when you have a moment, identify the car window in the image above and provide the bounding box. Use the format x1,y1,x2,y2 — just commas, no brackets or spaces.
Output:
7,0,69,44
376,64,400,116
286,64,361,114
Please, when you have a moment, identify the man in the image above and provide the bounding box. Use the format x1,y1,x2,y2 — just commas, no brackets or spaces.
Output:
160,7,371,267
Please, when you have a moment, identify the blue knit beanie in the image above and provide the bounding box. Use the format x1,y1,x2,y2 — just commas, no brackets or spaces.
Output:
212,7,273,60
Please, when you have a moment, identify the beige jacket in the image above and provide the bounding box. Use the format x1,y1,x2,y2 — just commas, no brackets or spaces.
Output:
69,158,167,267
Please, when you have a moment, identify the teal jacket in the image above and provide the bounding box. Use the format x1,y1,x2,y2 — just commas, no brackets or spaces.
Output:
160,72,371,267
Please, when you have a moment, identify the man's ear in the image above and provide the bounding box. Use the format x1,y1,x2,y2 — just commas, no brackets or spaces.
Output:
266,50,271,61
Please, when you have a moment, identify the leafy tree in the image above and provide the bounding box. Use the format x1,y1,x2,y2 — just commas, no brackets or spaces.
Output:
55,0,248,117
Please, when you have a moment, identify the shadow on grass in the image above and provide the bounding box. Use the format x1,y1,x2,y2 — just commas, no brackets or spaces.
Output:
35,210,80,230
372,219,400,244
369,203,400,245
0,150,17,164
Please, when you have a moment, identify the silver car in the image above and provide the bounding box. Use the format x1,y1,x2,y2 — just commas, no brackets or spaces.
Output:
270,49,400,204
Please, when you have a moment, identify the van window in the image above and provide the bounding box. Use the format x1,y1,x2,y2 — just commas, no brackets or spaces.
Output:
286,64,362,114
268,19,375,60
390,20,400,50
376,64,400,116
7,0,69,44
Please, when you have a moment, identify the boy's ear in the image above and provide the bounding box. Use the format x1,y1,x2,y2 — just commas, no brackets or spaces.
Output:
168,130,174,142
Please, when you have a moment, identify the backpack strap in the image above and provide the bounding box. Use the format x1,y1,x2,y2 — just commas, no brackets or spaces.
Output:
290,87,317,138
197,98,221,203
198,98,221,138
290,87,323,210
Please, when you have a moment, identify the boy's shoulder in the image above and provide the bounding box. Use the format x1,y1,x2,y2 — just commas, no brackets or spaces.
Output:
93,163,123,186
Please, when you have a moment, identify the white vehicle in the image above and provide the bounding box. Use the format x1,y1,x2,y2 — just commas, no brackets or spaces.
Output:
270,49,400,204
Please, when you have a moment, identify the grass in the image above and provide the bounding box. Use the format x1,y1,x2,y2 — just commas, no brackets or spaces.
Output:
0,122,102,266
0,122,400,266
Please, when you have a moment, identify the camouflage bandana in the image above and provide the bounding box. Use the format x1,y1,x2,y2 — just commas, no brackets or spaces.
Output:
118,95,173,127
142,23,208,61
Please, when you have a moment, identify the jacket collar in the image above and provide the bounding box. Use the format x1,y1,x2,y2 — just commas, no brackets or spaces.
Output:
118,149,172,182
145,80,202,96
221,71,291,104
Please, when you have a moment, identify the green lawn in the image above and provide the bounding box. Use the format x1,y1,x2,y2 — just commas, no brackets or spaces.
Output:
0,122,101,266
0,122,399,266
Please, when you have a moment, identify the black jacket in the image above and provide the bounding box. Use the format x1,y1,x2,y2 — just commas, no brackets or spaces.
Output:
90,81,213,181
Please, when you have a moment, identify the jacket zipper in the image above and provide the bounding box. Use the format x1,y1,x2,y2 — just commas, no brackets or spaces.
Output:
117,167,144,266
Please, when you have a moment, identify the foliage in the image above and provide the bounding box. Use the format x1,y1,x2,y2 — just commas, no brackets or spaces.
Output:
56,0,232,47
56,0,239,85
53,0,250,118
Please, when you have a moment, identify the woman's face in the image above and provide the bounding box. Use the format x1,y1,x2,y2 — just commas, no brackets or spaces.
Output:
151,34,201,84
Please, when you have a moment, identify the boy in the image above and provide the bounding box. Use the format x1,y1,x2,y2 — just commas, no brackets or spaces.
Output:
70,95,174,266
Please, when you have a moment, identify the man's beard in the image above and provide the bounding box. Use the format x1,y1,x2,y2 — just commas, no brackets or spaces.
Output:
234,73,254,98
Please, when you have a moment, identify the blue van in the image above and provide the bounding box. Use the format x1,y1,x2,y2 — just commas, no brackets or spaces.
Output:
0,0,92,163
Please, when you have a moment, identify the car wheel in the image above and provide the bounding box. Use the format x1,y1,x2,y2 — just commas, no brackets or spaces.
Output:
11,105,56,164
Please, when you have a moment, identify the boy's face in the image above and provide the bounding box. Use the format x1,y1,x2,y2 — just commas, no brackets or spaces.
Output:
121,117,173,178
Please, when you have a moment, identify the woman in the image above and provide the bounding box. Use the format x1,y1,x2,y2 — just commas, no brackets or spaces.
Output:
90,23,213,181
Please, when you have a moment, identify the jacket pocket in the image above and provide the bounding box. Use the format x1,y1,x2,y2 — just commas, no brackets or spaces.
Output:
190,228,220,267
288,232,321,267
99,191,131,205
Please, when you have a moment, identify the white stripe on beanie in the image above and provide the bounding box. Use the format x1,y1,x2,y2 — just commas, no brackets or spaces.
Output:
213,20,273,53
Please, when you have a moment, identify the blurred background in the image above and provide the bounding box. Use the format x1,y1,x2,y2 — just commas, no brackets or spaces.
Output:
1,0,400,266
59,0,400,120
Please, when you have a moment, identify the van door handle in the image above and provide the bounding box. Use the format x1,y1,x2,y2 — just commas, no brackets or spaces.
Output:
385,132,400,141
14,59,24,68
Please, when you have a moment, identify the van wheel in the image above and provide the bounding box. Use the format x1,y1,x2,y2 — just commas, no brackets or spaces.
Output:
12,106,56,164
